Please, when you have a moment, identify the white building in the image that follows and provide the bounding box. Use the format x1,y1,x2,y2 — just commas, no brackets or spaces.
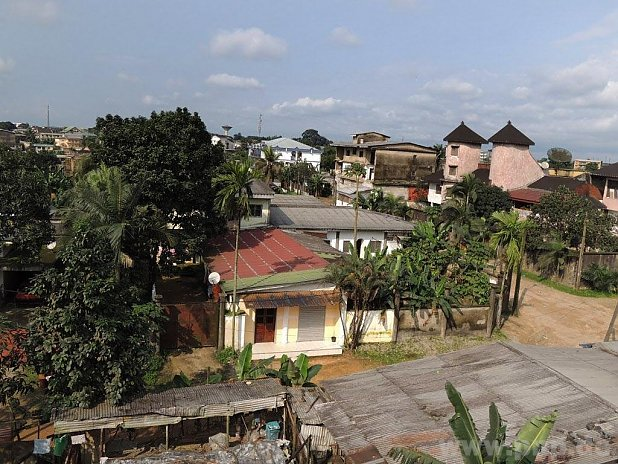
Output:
250,137,322,169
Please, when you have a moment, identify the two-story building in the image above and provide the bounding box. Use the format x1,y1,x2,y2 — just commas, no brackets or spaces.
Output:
250,137,322,169
332,131,436,205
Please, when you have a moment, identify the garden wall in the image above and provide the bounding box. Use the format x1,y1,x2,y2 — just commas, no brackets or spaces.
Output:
524,252,618,286
397,306,492,338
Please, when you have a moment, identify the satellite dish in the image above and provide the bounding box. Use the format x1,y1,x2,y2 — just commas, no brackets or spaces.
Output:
46,241,57,250
208,272,221,285
540,161,549,169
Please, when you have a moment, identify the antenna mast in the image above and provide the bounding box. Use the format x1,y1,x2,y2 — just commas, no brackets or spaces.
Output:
257,113,262,138
47,104,50,128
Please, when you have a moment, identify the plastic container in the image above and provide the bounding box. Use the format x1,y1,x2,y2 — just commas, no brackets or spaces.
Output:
264,421,280,440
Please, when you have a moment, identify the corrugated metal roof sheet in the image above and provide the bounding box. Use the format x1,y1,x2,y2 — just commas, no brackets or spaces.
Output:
269,206,415,232
317,342,618,464
53,378,286,428
242,290,339,309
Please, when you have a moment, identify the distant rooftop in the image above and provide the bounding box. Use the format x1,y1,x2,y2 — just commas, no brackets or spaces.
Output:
488,120,534,146
271,194,325,207
263,137,320,151
591,162,618,179
443,121,488,145
270,205,415,232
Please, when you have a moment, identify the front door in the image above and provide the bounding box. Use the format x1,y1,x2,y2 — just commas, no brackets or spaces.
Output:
255,308,276,343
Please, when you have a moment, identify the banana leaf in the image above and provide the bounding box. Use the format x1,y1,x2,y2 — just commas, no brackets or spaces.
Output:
445,382,484,464
505,411,557,464
388,446,444,464
235,343,253,380
481,402,506,463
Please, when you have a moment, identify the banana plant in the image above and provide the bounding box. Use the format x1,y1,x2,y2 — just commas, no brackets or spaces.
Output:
389,382,557,464
268,353,322,386
235,343,274,381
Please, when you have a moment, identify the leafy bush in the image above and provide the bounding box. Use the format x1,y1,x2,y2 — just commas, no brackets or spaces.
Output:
215,346,238,365
268,353,322,386
581,263,618,293
235,344,274,380
143,353,166,388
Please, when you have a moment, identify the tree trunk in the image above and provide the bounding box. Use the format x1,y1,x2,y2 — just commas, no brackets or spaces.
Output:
512,234,527,316
502,268,513,315
231,216,241,350
393,292,401,342
575,213,587,289
353,176,360,251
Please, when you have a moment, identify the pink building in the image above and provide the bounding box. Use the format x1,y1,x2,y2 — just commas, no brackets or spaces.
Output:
488,121,543,191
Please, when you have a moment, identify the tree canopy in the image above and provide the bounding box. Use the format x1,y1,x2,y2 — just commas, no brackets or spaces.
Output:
91,108,225,256
27,230,164,407
295,129,332,148
0,147,54,264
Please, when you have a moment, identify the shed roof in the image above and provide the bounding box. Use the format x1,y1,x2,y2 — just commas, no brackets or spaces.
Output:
443,121,488,144
242,289,339,309
271,194,325,207
269,206,415,232
52,378,287,434
528,175,585,192
488,121,535,146
205,228,328,282
590,162,618,179
263,137,320,152
249,179,275,197
316,342,617,464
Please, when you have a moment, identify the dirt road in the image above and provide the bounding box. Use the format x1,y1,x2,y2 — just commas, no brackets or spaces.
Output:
502,277,617,346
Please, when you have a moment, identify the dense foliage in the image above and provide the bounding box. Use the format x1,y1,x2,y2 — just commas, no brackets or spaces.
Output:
472,184,513,219
0,147,55,263
581,263,618,293
294,128,332,148
528,186,617,252
92,108,225,256
27,230,165,407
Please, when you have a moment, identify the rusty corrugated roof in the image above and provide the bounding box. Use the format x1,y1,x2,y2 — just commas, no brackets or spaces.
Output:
242,290,340,309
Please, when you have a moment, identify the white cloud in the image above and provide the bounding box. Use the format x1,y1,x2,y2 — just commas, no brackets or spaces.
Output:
4,0,58,23
141,95,162,105
421,78,482,99
271,97,363,114
330,27,361,46
206,73,262,89
512,86,530,99
0,57,15,73
555,12,618,45
209,28,287,59
117,72,139,82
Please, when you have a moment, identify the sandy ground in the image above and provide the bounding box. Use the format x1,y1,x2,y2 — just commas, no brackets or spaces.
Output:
501,276,617,346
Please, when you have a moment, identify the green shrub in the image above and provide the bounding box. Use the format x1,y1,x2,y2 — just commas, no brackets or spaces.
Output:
143,353,166,388
215,346,238,365
581,263,618,293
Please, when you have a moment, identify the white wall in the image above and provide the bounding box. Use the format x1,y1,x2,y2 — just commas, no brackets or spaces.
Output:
241,198,271,229
326,229,400,255
427,183,442,206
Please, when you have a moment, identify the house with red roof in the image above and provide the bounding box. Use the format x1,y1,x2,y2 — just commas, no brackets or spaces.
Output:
205,228,345,359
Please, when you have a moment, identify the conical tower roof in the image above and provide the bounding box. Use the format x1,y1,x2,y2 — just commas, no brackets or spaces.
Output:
488,121,534,146
443,121,487,144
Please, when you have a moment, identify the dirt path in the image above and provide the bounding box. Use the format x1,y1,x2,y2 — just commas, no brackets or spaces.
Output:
502,277,617,346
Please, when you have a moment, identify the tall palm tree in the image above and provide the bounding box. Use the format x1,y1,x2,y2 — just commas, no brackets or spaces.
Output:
433,143,446,172
344,162,366,251
490,211,529,318
307,172,326,197
448,173,482,209
64,165,143,282
213,159,258,349
256,145,281,184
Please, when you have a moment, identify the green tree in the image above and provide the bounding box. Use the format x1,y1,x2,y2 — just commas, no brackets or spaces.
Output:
433,143,446,171
64,165,169,286
255,145,281,183
490,211,529,316
214,160,259,349
389,382,557,464
448,173,482,209
295,128,332,148
528,187,616,252
92,108,225,259
320,146,336,172
327,246,392,349
473,184,513,220
307,172,326,197
27,230,165,407
0,147,54,264
344,162,366,250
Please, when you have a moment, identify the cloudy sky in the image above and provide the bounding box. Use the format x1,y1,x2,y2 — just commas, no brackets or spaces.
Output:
1,0,617,160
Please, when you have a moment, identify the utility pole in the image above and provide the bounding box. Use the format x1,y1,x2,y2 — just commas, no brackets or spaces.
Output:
257,114,262,138
575,212,587,289
47,104,50,128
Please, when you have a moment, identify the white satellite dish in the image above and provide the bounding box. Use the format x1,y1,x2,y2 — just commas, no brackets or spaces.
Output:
46,241,57,250
540,161,549,169
208,272,221,285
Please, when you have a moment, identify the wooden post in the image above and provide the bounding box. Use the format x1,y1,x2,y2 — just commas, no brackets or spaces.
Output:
226,416,230,447
165,425,169,450
575,213,587,289
486,286,497,338
99,429,104,459
604,304,618,342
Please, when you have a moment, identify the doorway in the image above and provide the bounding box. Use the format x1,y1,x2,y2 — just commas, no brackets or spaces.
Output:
255,308,276,343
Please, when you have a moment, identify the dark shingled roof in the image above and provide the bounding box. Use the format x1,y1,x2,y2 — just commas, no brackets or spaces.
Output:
249,179,275,197
443,121,488,144
471,167,490,185
528,176,585,192
591,162,618,179
488,121,535,146
422,170,444,183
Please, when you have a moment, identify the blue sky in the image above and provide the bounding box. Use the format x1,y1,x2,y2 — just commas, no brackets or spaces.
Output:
1,0,617,161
